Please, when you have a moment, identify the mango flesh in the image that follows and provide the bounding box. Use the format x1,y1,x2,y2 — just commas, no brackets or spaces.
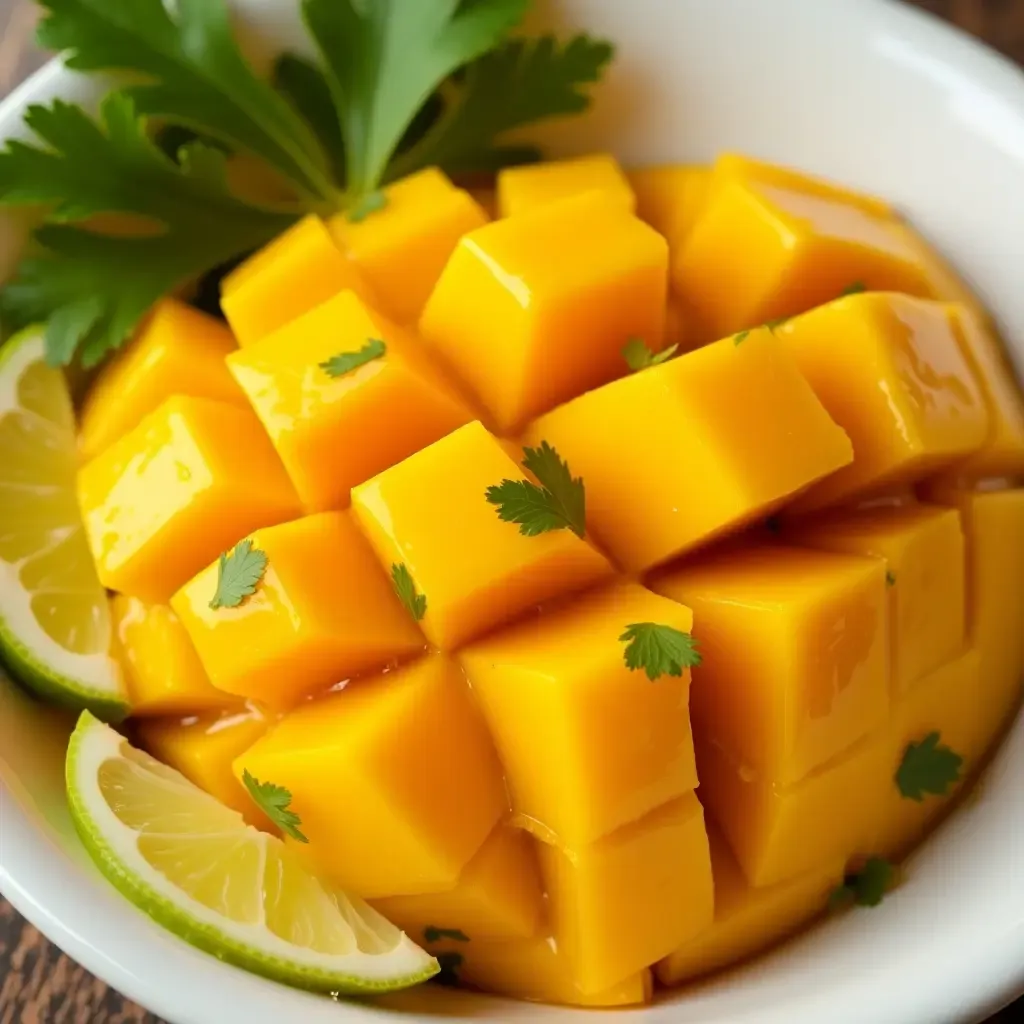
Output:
498,153,636,218
627,164,711,245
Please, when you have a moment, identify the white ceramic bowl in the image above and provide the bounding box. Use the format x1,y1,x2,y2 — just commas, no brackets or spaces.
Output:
2,1,1023,1021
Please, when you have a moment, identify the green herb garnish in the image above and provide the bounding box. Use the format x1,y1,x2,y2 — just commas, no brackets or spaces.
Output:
391,563,427,622
434,951,463,987
320,338,386,378
734,315,790,345
424,926,470,944
839,280,867,297
886,570,897,587
241,770,308,842
620,623,701,681
209,539,269,611
622,337,678,372
829,857,894,909
896,732,962,801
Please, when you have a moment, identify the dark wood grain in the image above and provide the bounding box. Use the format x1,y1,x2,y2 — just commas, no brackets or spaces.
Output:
1,0,1024,1021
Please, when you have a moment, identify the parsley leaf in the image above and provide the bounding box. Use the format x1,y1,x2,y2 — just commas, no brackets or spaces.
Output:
895,731,963,801
839,280,867,297
391,563,427,622
241,770,308,843
622,337,678,372
347,191,388,223
434,951,463,987
209,539,269,611
424,926,469,944
320,338,386,378
486,441,586,538
620,623,702,681
829,857,894,909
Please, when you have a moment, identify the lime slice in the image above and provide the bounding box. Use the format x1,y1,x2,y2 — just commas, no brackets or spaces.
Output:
0,327,126,720
66,712,439,995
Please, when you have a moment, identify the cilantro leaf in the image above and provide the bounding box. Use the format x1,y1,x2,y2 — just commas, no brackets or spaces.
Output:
424,926,469,944
839,280,867,297
734,316,789,345
486,441,586,538
391,563,427,622
830,857,894,909
733,329,751,345
895,731,963,801
622,337,678,372
620,623,702,681
347,191,388,223
241,770,308,843
434,951,463,987
209,539,269,611
320,337,386,378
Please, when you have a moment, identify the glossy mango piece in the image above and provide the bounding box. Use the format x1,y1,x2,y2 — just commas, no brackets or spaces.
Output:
78,396,301,603
351,421,612,650
461,582,697,848
328,168,489,324
220,214,376,348
136,705,275,831
526,330,852,571
420,192,668,432
498,154,635,219
171,512,424,708
792,505,966,693
779,293,988,512
227,290,474,512
656,824,843,986
627,164,711,244
112,595,232,717
538,793,713,994
372,826,544,942
78,299,244,460
236,655,507,898
651,545,888,786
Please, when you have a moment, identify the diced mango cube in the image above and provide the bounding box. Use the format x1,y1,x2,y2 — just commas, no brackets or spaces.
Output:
236,655,507,898
372,826,543,942
779,293,988,511
498,154,635,219
78,299,245,459
651,545,888,786
351,421,612,650
112,595,232,717
78,396,301,602
171,512,424,708
627,164,711,244
538,794,714,994
526,330,852,571
792,505,965,693
420,192,668,432
221,215,376,348
227,290,474,512
656,824,843,986
461,582,697,848
328,168,488,324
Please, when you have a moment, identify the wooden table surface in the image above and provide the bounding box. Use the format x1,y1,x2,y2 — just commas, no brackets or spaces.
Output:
2,0,1024,1020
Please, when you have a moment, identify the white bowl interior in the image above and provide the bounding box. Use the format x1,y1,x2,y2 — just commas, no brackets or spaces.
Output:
2,2,1024,1023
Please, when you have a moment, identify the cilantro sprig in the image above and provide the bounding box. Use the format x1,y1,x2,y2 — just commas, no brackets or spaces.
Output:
620,623,701,681
320,338,386,378
829,857,894,909
391,563,427,622
241,770,308,842
209,539,269,611
622,337,678,372
895,732,962,801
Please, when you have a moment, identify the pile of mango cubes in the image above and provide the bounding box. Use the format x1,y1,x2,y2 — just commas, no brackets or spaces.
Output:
76,153,1024,1006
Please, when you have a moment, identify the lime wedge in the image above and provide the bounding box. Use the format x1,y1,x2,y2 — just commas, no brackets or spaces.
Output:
66,712,439,995
0,328,126,720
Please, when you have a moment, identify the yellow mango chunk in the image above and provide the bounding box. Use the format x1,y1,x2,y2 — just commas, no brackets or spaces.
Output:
78,396,301,603
171,512,424,708
793,505,966,693
351,421,612,650
461,582,697,848
656,825,843,986
779,293,988,511
328,168,488,324
227,290,474,512
372,826,543,942
112,595,232,717
78,299,244,460
627,164,711,244
497,154,635,219
419,192,668,432
538,794,714,994
137,705,275,831
526,330,852,571
220,214,376,348
236,655,507,898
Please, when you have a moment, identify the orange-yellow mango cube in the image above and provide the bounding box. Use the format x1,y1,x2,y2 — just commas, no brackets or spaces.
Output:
220,214,376,348
351,421,612,650
419,192,668,432
112,595,232,717
627,164,711,244
171,512,424,708
78,396,301,603
227,290,473,512
779,293,988,511
538,793,714,994
461,582,697,848
78,299,244,459
236,655,507,898
372,826,543,942
651,545,889,787
497,154,635,219
526,330,852,571
792,505,966,693
328,168,488,324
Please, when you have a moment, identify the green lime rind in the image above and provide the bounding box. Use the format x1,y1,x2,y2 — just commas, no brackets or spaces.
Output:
66,713,439,996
